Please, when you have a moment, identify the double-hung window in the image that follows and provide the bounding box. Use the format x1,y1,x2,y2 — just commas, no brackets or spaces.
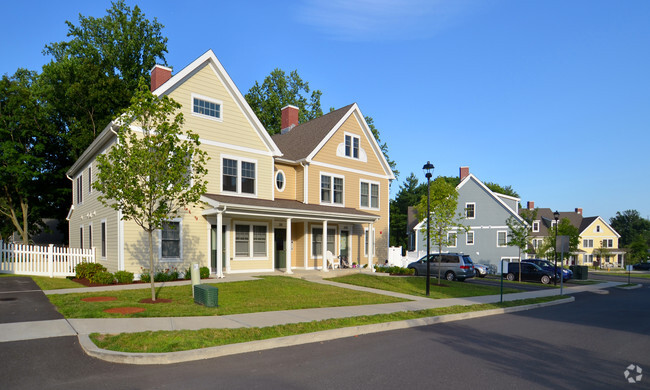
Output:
465,203,475,219
312,228,335,257
583,239,593,248
321,174,343,205
235,224,267,258
76,175,83,204
222,157,256,195
602,239,613,248
497,231,509,247
87,167,92,194
360,181,379,209
345,134,359,159
101,221,107,258
447,232,457,247
161,221,181,259
466,231,474,245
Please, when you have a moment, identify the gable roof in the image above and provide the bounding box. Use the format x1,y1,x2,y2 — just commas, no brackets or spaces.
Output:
457,173,524,223
272,103,396,179
526,208,620,238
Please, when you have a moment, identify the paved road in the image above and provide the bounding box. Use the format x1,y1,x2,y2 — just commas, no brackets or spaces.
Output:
2,283,648,389
0,277,63,323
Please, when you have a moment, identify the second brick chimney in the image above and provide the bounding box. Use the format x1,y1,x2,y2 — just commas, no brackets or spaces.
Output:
281,105,299,134
575,208,583,215
151,65,173,92
527,201,535,210
460,167,469,181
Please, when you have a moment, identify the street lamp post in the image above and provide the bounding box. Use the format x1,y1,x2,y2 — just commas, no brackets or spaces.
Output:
423,161,434,296
554,210,559,286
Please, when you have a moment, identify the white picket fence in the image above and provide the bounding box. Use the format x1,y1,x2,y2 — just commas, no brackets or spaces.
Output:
0,240,95,278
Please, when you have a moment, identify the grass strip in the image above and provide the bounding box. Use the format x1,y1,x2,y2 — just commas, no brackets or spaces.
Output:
47,276,407,318
328,274,522,297
0,274,83,290
90,296,567,353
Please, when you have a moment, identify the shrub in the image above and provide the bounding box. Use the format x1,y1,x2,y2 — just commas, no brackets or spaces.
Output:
140,269,151,283
75,262,107,280
114,271,134,284
183,268,192,280
89,271,115,285
374,265,414,275
169,269,180,281
154,271,171,282
200,266,210,279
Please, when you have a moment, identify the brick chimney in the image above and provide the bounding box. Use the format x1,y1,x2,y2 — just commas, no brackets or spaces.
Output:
150,65,173,92
575,208,583,215
527,201,535,210
281,105,299,134
460,166,469,181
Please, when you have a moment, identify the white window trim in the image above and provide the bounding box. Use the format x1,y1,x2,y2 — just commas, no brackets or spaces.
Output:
447,231,457,248
191,93,223,122
221,155,258,197
532,220,540,232
311,225,337,259
87,222,93,250
275,169,286,192
364,227,375,257
320,171,345,206
79,225,84,249
233,221,269,260
100,219,107,259
466,231,474,246
76,174,84,205
465,202,476,219
497,230,508,247
343,132,360,160
359,179,380,210
158,218,183,262
595,225,601,233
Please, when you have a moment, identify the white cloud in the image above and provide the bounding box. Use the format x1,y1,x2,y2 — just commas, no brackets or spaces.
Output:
296,0,478,41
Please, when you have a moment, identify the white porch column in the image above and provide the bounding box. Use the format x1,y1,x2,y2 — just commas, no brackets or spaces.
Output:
286,218,293,274
216,212,224,278
369,222,375,272
322,220,328,272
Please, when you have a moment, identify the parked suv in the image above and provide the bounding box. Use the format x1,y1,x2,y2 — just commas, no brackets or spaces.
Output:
522,258,573,281
505,262,555,284
407,253,476,281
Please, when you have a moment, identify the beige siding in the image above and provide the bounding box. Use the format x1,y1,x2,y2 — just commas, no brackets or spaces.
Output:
166,63,268,152
226,218,273,272
274,163,297,200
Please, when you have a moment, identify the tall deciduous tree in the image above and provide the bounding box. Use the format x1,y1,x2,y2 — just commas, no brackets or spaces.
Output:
610,209,650,248
506,208,537,281
416,177,467,285
93,80,208,301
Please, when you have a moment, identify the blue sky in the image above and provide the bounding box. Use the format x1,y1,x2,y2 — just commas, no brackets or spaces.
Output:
2,0,649,222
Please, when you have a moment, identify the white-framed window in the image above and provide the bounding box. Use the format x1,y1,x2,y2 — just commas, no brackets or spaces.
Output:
88,223,93,250
532,221,540,232
466,231,474,245
465,203,475,219
160,219,182,261
76,174,83,204
100,220,107,258
79,226,84,249
551,220,557,228
312,227,336,258
320,173,344,205
533,238,544,249
360,180,379,209
191,93,222,121
583,239,593,248
87,166,92,194
275,170,285,192
497,231,509,247
596,225,601,233
602,239,613,248
447,232,457,247
364,227,375,257
234,223,268,259
344,133,360,159
222,156,257,195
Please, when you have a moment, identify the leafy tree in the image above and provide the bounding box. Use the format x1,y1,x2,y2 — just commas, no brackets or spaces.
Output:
592,246,611,270
93,80,208,301
0,69,56,243
416,177,467,285
506,208,537,281
609,209,650,248
484,182,519,198
41,0,168,160
543,218,581,266
389,173,427,250
245,69,323,135
628,235,649,264
364,115,398,179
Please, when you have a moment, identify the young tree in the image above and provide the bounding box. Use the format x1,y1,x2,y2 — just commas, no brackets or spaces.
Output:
416,177,467,285
546,218,581,266
593,246,612,270
506,208,537,281
93,80,208,301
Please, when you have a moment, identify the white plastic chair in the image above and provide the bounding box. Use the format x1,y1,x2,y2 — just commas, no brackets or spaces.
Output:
327,251,340,269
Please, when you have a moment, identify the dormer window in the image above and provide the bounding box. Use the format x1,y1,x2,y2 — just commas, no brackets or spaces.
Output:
345,134,359,159
532,220,540,232
192,93,222,121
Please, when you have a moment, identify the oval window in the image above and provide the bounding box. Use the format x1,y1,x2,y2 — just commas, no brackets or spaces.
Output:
275,171,285,191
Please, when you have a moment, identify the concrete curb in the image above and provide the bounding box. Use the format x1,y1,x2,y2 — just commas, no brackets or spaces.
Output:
79,296,574,365
616,284,643,290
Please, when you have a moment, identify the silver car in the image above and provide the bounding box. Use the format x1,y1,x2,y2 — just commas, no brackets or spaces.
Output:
407,253,476,281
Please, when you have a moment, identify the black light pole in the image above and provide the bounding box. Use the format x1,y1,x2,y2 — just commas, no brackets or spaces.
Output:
554,210,559,286
423,161,434,296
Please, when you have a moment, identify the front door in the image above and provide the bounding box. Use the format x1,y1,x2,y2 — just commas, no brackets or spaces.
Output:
275,228,286,269
340,230,349,267
211,225,226,271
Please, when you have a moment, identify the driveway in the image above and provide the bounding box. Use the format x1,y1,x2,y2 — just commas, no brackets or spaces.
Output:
0,276,64,323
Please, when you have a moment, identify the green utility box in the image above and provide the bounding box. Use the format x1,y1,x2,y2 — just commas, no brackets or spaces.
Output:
570,266,589,280
194,284,219,307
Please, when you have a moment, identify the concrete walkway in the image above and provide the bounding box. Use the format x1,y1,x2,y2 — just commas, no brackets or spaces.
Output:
0,273,625,364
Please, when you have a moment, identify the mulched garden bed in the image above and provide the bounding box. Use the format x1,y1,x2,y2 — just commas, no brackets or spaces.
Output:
71,278,145,288
103,307,146,314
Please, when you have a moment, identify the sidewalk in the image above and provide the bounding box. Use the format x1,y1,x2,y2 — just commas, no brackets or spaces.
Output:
0,274,624,364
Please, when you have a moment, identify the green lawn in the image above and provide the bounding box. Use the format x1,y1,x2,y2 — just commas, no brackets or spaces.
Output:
0,274,83,290
327,274,521,298
592,272,650,279
90,295,568,353
47,276,408,318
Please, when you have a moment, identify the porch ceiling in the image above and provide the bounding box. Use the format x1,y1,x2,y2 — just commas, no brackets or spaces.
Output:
201,194,379,223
